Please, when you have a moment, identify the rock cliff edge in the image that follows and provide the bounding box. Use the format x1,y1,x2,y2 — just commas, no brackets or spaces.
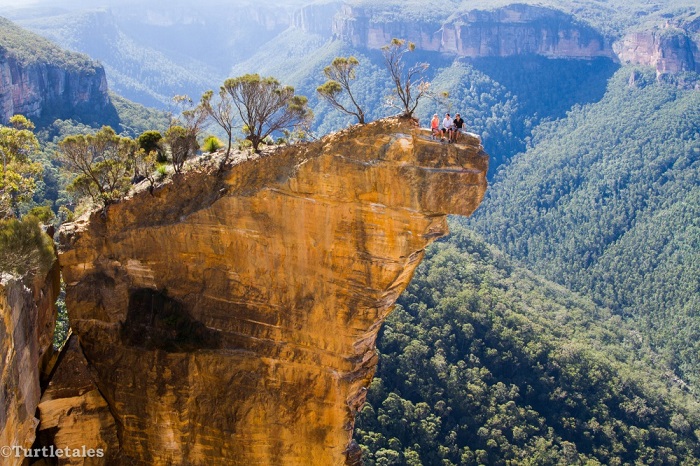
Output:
54,119,488,465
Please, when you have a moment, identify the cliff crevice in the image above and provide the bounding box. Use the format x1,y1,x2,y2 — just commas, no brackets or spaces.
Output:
0,258,60,466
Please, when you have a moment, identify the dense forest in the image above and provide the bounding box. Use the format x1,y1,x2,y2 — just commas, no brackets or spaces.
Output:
467,67,700,391
355,224,700,465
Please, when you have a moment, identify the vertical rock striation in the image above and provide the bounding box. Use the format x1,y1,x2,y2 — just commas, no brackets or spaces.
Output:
0,261,60,465
56,119,488,465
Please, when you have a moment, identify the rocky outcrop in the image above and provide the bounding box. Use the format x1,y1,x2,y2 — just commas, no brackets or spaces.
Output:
0,51,112,126
0,17,116,126
614,27,699,74
328,4,613,59
56,119,488,465
0,260,60,465
37,335,119,465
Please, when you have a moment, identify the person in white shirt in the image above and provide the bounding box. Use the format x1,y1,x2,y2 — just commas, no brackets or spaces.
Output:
441,113,454,142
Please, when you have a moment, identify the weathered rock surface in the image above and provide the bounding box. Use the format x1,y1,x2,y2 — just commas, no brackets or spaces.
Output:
57,119,488,465
0,260,60,465
312,4,614,59
0,17,116,126
293,1,344,37
614,27,700,75
38,335,119,465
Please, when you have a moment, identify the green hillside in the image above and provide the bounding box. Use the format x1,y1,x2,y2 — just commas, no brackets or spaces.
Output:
355,224,700,465
0,16,96,72
10,9,220,107
467,67,700,389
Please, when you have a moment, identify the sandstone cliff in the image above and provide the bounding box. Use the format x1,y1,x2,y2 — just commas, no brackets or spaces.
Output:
293,1,344,37
439,5,613,59
0,260,60,465
54,119,488,465
0,17,116,126
614,27,700,75
300,3,614,60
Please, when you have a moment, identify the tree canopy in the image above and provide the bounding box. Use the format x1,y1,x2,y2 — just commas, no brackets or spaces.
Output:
0,115,42,218
317,56,366,124
355,224,700,465
222,73,312,152
56,126,139,206
382,38,430,118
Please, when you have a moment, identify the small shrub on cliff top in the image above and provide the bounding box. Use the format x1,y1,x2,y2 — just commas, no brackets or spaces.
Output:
137,130,166,163
156,163,168,180
27,205,55,225
164,125,198,174
202,135,223,153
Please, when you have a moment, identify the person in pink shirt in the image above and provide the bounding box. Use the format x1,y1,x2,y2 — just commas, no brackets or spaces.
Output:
430,113,441,139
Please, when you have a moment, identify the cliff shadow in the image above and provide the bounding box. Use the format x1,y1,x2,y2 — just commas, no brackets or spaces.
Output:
121,288,221,352
471,55,619,123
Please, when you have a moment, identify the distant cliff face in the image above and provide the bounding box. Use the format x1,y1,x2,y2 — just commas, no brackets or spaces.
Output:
614,28,699,74
293,1,344,36
54,119,488,465
0,263,60,465
331,5,442,51
0,50,112,126
322,4,613,59
440,5,613,59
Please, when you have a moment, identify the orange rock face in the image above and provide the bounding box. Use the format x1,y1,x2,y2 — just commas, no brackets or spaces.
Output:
0,260,60,466
56,119,488,465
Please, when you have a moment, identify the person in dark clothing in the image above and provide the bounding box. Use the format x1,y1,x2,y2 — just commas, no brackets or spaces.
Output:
452,113,465,142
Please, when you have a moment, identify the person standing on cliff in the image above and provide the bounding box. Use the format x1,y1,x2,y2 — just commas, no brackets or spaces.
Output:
442,113,454,142
452,113,465,142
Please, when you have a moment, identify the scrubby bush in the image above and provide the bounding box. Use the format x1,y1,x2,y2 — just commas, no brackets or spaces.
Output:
202,135,222,153
137,130,165,163
164,125,198,174
27,205,55,225
0,215,54,279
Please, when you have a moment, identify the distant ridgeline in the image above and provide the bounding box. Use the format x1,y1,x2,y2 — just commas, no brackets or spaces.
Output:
0,17,118,128
287,1,697,173
0,17,167,137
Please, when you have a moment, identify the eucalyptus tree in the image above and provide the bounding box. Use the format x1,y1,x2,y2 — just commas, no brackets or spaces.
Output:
317,56,366,124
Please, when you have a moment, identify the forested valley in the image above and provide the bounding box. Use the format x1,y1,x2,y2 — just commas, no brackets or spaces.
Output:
0,0,698,463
